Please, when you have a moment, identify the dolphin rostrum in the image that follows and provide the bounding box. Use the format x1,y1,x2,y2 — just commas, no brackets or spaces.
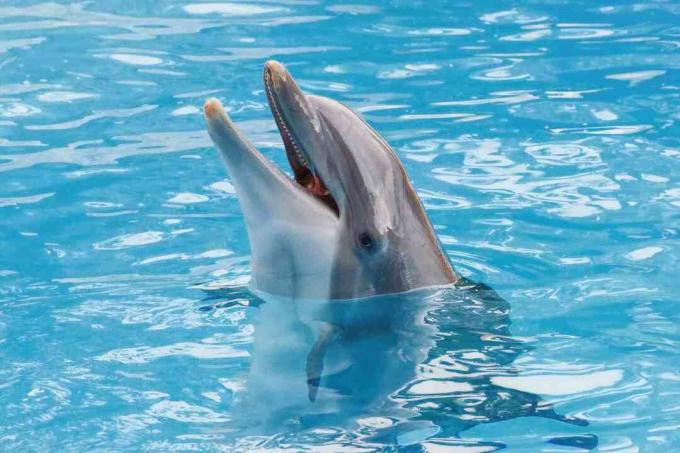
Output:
204,60,457,301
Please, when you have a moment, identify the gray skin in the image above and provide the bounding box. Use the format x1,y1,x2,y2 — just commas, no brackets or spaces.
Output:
204,60,457,300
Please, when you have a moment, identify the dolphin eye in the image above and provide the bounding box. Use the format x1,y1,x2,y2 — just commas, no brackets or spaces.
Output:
358,232,376,252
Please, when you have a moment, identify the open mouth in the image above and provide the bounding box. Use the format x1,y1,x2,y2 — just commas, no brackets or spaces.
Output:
264,69,339,217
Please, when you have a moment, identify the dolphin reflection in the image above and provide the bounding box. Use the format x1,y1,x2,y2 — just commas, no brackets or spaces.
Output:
207,281,593,449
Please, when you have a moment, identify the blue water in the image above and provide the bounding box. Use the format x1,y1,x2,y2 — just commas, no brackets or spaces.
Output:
1,0,679,451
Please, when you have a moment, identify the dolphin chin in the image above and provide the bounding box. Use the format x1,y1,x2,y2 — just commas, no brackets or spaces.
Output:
205,60,457,300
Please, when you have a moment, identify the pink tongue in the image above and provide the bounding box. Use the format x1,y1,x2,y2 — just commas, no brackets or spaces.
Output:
305,174,328,196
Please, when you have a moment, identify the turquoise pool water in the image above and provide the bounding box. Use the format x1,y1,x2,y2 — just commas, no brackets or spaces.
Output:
1,1,679,451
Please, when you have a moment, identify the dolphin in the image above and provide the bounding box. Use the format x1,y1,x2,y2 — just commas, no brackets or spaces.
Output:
201,64,594,448
204,60,457,301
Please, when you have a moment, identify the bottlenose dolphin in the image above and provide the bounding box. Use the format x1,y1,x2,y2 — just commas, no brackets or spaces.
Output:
202,63,594,449
204,60,457,300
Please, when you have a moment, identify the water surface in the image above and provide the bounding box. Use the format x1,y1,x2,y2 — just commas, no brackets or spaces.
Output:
1,0,679,451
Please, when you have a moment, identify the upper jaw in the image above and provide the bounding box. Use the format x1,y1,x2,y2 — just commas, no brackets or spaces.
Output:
263,60,339,216
263,60,311,179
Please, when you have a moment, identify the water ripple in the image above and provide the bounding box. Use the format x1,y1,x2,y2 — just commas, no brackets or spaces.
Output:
25,104,157,131
97,340,249,364
0,130,209,172
181,46,347,62
0,3,221,38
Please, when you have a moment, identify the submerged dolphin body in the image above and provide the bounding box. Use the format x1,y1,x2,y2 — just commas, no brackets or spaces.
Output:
206,284,594,449
204,60,456,300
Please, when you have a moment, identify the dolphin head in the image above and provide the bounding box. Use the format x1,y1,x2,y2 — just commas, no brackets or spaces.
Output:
205,61,457,299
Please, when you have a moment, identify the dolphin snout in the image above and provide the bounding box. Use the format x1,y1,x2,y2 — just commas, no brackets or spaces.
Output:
264,60,306,106
264,60,290,88
204,97,226,120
